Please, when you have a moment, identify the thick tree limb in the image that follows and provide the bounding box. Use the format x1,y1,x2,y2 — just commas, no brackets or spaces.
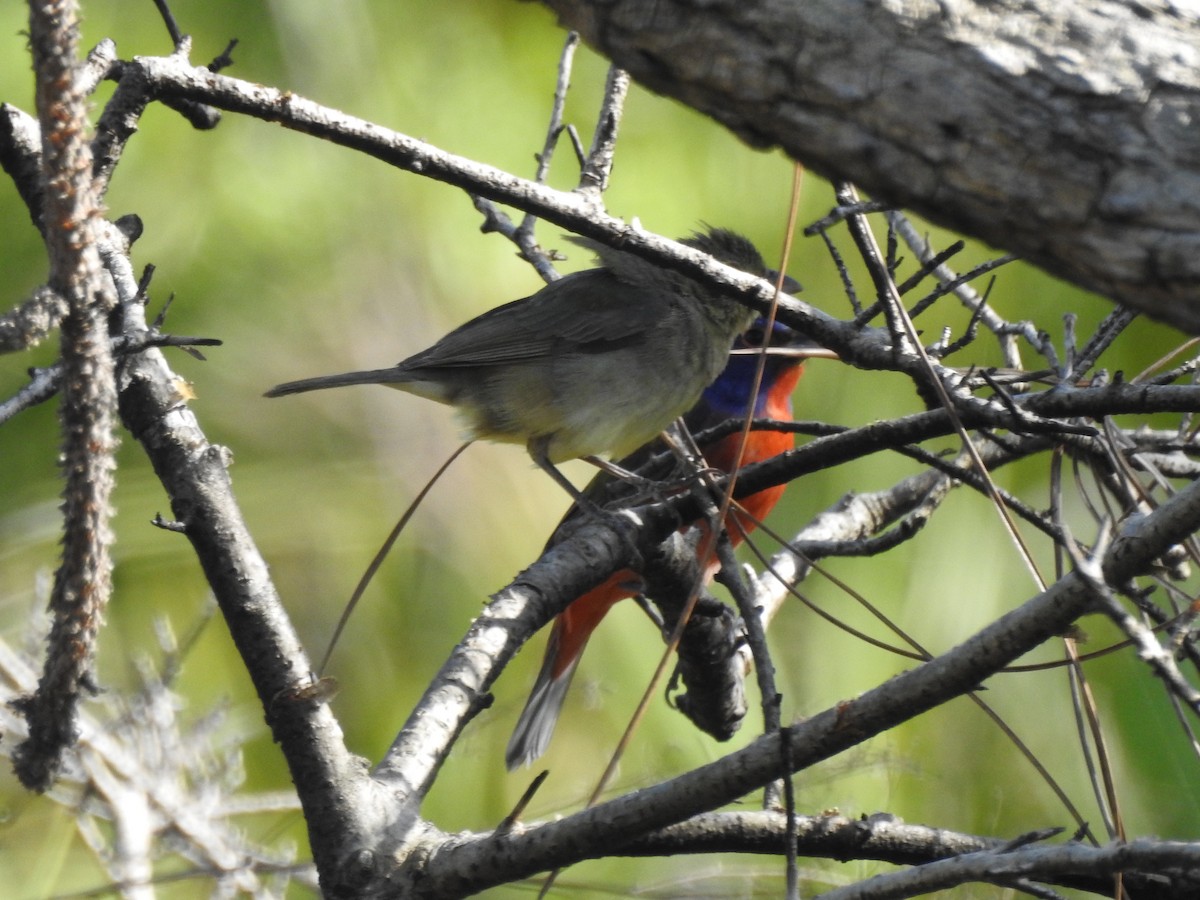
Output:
536,0,1200,332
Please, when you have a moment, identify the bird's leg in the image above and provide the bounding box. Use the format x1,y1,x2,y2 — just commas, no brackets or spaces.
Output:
582,455,659,486
581,454,706,508
659,419,723,491
575,420,719,510
529,437,607,517
664,421,737,549
660,419,708,472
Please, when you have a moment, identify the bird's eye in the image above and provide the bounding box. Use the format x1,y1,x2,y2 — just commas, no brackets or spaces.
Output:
742,327,766,348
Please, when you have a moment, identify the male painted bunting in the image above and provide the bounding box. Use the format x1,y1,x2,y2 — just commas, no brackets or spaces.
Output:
506,319,827,769
266,228,772,501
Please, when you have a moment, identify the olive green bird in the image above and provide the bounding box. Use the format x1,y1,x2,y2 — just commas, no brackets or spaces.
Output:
265,228,773,499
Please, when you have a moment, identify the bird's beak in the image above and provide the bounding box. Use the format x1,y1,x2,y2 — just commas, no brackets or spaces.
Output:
729,341,840,361
765,269,802,295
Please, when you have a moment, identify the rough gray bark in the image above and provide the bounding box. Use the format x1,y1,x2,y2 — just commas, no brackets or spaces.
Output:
537,0,1200,332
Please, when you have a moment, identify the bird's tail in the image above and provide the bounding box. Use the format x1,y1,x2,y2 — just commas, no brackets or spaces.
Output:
264,368,415,397
506,574,634,769
505,638,579,770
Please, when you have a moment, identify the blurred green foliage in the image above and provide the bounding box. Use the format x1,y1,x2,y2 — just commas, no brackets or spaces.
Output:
1,1,1196,897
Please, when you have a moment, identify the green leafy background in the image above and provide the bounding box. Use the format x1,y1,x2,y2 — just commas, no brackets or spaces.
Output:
0,2,1195,897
